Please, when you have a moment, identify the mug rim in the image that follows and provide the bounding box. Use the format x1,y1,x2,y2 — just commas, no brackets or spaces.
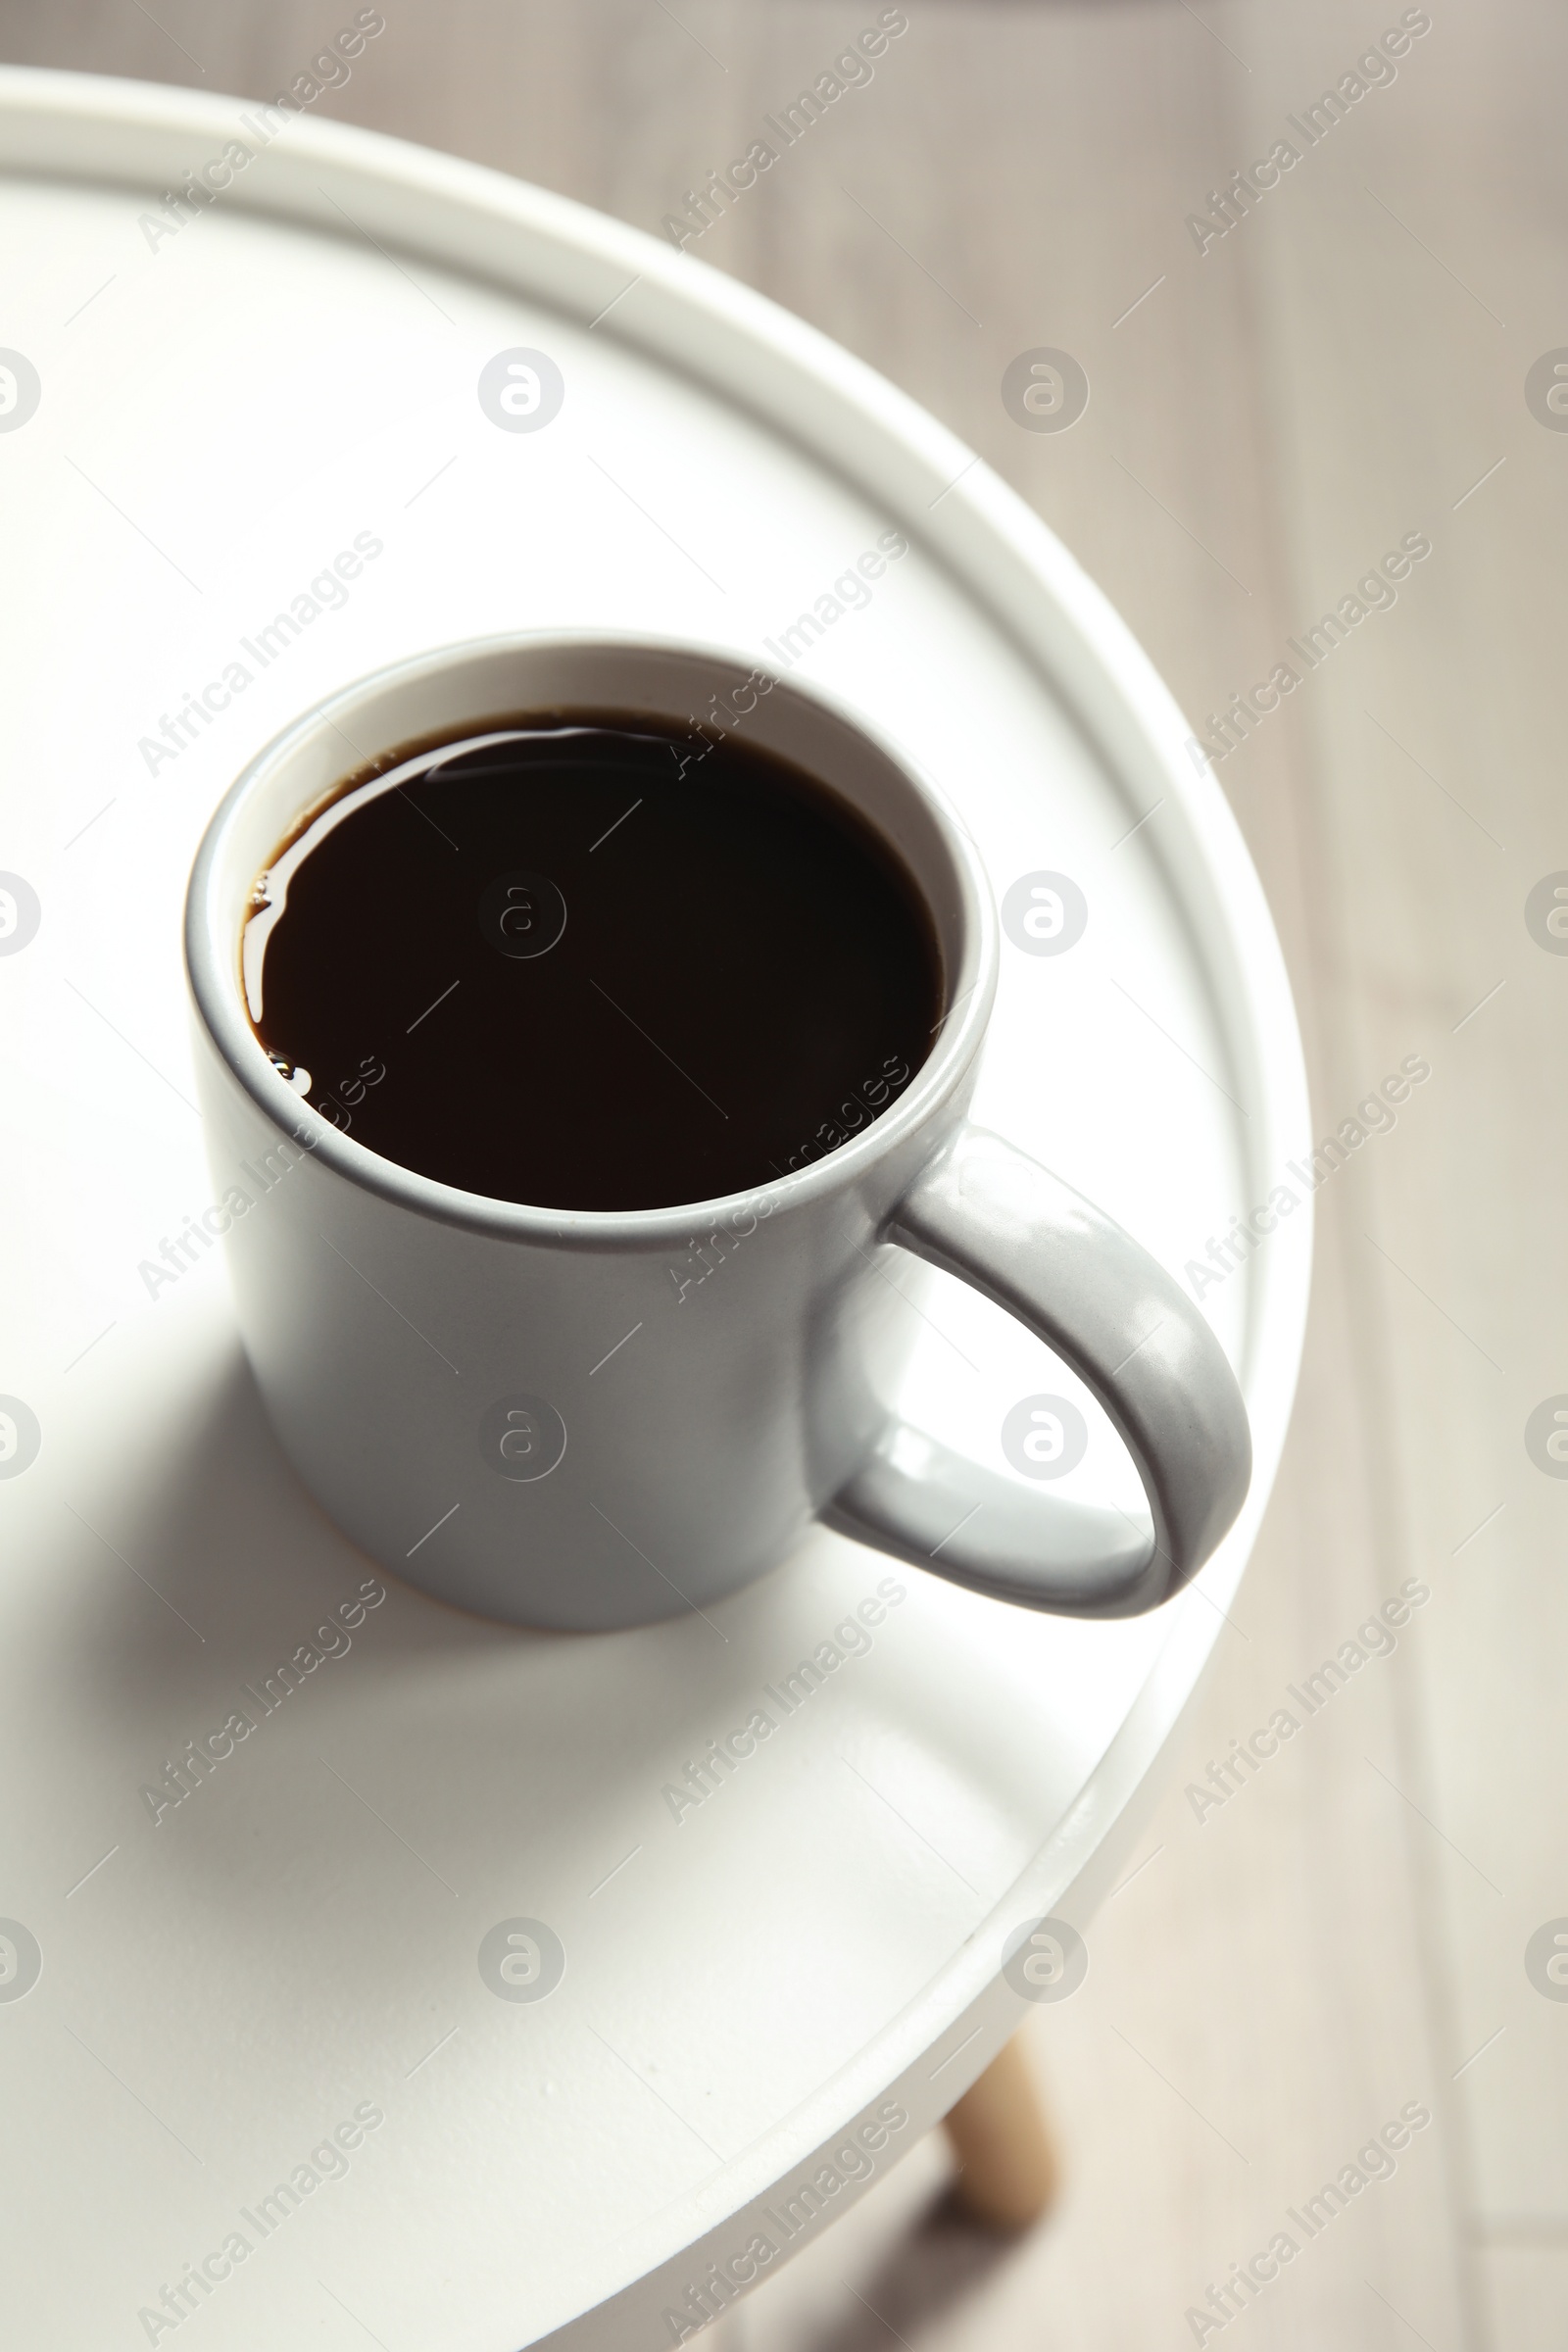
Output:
184,628,1000,1247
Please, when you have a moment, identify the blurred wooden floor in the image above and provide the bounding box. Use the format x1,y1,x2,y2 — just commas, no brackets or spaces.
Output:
2,3,1561,2347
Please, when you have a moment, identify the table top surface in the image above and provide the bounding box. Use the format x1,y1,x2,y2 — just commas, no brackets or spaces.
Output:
0,69,1309,2352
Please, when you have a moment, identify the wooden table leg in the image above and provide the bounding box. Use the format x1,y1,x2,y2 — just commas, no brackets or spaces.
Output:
941,2033,1059,2230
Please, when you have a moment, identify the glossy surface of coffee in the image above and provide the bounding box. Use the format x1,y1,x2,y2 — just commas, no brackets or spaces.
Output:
247,713,942,1210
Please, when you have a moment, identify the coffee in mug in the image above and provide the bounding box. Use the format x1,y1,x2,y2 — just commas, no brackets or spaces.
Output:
242,714,942,1212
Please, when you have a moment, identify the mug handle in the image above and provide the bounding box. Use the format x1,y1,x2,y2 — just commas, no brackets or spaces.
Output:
823,1125,1251,1616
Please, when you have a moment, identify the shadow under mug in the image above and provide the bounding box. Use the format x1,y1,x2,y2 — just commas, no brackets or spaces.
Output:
184,632,1250,1632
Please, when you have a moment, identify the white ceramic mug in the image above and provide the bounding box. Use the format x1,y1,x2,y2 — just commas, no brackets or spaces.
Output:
185,633,1250,1631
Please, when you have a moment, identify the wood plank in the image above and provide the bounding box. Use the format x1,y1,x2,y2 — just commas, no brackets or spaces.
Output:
1225,0,1568,2292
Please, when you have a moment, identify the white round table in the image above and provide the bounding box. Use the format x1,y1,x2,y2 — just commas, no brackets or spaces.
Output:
0,68,1309,2350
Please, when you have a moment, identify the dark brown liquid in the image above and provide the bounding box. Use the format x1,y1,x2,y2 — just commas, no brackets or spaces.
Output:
247,711,942,1210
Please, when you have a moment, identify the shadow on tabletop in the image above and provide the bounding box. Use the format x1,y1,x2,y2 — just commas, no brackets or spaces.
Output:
60,1313,904,1790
